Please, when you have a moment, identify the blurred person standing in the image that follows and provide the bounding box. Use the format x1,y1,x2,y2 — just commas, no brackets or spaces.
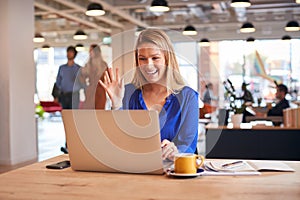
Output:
203,83,218,105
55,46,82,109
55,46,82,154
80,44,109,109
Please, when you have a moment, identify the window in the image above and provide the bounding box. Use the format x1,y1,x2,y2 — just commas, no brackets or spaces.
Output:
173,42,198,92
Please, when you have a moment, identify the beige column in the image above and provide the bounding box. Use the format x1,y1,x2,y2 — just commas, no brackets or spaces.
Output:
111,24,137,84
0,0,37,165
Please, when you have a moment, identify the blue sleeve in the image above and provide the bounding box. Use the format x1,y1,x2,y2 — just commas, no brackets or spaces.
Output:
175,89,199,153
122,84,137,109
56,66,62,89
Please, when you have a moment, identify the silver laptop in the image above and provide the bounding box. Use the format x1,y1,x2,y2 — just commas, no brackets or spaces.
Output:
61,109,166,175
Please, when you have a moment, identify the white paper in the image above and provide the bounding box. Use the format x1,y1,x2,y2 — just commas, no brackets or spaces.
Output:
203,160,295,176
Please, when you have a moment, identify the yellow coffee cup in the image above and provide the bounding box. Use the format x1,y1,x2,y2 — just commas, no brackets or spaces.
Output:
174,153,205,174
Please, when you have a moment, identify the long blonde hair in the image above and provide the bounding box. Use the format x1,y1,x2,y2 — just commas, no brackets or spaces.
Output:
84,44,108,75
131,28,186,93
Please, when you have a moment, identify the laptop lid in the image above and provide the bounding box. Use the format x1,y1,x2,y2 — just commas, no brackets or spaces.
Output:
61,109,164,174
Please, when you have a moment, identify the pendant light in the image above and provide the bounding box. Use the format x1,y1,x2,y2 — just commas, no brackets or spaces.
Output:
182,25,197,36
75,44,85,51
41,44,50,51
85,2,105,16
285,20,300,32
240,22,255,33
149,0,170,12
199,38,210,47
230,0,251,8
73,30,88,40
246,37,255,42
282,35,291,40
33,33,45,43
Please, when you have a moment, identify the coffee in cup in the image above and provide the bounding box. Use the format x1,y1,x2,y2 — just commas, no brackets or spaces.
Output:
174,153,205,174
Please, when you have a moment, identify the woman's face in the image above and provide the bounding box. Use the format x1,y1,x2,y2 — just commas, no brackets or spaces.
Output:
137,42,167,83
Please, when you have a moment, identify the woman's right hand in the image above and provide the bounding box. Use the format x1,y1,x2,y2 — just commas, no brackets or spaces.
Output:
99,67,124,109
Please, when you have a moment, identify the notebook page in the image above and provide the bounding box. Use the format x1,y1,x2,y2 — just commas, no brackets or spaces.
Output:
209,160,257,172
203,161,261,176
248,160,295,172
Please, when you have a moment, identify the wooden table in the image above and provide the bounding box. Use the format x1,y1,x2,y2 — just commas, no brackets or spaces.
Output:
0,155,300,200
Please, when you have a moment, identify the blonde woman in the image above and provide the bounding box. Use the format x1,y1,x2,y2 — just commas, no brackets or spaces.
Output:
100,29,199,160
81,44,109,109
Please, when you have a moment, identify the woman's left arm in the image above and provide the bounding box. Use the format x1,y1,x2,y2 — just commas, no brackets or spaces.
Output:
175,89,199,153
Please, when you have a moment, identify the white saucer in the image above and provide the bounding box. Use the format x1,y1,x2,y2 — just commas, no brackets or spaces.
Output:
167,169,204,177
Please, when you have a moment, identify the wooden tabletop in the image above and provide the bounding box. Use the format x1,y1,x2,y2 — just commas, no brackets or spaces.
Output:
0,155,300,200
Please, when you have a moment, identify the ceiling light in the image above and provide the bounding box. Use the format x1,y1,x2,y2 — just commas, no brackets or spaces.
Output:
85,2,105,16
230,0,251,8
41,44,50,51
149,0,170,12
285,20,300,31
33,33,45,43
296,0,300,4
199,38,210,47
246,37,255,42
282,35,291,40
73,30,88,40
75,44,85,51
240,22,255,33
182,25,198,36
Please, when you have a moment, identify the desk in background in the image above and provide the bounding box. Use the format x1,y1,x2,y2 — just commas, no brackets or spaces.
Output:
245,116,283,125
206,124,300,161
0,155,300,199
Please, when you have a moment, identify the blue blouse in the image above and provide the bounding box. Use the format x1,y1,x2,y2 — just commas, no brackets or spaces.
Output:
122,84,199,153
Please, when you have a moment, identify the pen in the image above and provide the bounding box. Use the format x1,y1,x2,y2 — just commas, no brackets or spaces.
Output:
221,161,244,169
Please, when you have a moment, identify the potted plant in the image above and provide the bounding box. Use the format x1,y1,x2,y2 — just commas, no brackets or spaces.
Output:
223,79,245,127
35,104,45,119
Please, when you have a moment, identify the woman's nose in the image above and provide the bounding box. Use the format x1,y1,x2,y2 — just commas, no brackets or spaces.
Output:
146,58,154,65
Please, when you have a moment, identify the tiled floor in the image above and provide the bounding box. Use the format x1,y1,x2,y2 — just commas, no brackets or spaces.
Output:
37,114,66,161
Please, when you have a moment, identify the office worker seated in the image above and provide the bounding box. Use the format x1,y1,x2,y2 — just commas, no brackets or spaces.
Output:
99,28,199,161
267,84,290,116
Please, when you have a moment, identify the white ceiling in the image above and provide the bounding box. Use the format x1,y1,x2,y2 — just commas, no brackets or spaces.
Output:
34,0,300,47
